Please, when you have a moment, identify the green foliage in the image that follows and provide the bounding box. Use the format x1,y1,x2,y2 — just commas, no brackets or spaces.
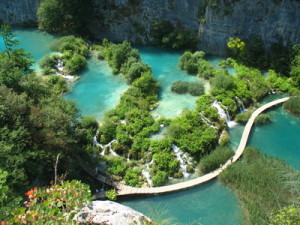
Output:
219,146,300,225
171,80,189,94
0,25,20,58
46,75,68,94
255,113,272,125
283,96,300,116
179,51,205,74
64,54,86,74
12,180,92,224
152,171,168,187
107,157,127,177
39,54,59,75
171,80,205,96
37,0,92,35
105,189,117,201
269,202,300,225
210,72,234,91
235,110,253,124
198,147,234,173
266,70,299,94
150,20,198,50
168,110,218,156
153,152,179,177
124,169,142,187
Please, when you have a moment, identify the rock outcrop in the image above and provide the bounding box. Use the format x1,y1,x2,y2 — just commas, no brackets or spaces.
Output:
1,0,300,55
74,200,154,225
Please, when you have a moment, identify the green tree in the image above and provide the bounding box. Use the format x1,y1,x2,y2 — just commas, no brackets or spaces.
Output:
37,0,92,34
0,25,19,58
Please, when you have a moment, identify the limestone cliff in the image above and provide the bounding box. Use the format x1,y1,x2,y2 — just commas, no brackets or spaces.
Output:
1,0,300,55
0,0,41,26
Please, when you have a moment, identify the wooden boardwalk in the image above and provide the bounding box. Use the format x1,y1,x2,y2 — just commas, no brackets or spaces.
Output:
116,97,290,196
84,97,289,196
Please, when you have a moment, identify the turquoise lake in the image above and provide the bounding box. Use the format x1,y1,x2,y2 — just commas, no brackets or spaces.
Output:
4,29,300,225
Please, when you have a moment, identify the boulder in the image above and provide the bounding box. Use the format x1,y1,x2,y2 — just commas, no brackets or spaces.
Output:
74,200,154,225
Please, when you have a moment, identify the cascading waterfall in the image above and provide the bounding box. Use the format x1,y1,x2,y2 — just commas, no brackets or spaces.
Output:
55,59,74,80
235,96,246,113
212,101,237,128
93,136,119,156
199,112,217,129
172,145,192,178
142,160,153,186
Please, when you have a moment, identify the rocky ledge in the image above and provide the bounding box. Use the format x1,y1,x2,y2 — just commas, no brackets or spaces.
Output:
74,200,154,225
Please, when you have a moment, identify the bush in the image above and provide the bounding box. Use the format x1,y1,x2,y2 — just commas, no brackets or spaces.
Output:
198,59,216,79
171,80,189,94
124,169,141,187
64,54,86,74
105,189,117,200
283,96,300,116
171,80,205,96
235,111,252,124
198,147,234,174
188,82,205,96
13,180,92,224
255,114,272,125
152,171,168,187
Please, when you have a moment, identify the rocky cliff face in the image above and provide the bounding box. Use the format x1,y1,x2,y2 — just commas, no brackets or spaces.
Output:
74,200,154,225
1,0,300,55
0,0,40,26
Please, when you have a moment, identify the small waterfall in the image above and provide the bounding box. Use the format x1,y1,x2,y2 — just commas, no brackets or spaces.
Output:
212,101,237,128
235,96,246,113
93,136,119,156
55,59,74,80
199,112,217,129
172,145,192,178
142,160,153,186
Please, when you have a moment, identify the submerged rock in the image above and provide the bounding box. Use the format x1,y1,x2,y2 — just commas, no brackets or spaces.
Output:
74,200,154,225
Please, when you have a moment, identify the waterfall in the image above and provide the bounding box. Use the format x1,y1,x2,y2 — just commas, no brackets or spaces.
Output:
142,160,153,186
93,136,119,156
55,58,74,80
172,145,192,178
199,112,217,129
235,96,246,113
212,101,237,128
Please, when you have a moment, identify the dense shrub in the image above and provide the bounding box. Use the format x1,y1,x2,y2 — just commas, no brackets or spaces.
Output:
283,96,300,116
152,171,168,187
198,147,234,173
254,114,272,125
39,54,60,75
235,110,252,124
168,111,218,156
51,36,89,57
124,169,142,187
171,80,205,96
198,59,216,79
188,82,205,96
171,80,189,94
64,54,86,74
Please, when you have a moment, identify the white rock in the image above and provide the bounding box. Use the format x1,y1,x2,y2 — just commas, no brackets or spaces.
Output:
74,201,154,225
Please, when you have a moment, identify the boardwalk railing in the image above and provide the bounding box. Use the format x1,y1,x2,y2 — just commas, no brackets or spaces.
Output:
79,97,290,196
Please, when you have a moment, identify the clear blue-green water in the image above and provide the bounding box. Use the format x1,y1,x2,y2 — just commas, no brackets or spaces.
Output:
121,180,241,225
64,58,128,120
5,29,300,225
138,46,203,118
